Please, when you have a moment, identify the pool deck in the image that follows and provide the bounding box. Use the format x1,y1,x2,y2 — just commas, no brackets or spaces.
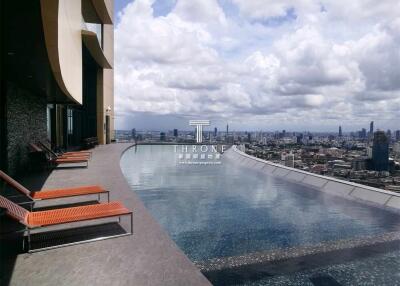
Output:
1,143,211,286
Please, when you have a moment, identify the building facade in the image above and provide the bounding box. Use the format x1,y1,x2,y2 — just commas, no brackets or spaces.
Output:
372,131,389,171
1,0,114,175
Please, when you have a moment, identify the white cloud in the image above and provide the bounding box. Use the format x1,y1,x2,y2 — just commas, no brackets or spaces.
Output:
350,21,400,93
232,0,400,24
115,0,217,65
173,0,227,25
114,0,400,130
232,0,318,20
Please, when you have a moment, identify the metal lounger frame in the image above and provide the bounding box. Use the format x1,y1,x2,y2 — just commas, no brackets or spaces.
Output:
23,212,133,252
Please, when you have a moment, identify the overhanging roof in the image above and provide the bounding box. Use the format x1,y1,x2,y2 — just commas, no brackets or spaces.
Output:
81,30,112,69
82,0,113,24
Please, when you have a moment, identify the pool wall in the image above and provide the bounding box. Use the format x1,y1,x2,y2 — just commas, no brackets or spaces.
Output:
229,146,400,211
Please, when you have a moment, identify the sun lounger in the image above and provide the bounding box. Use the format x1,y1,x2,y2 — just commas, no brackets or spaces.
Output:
29,143,89,159
0,194,133,252
38,141,92,159
0,170,109,209
29,143,89,167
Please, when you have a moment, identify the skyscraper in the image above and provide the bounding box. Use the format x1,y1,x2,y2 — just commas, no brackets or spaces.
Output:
173,129,178,137
339,126,342,137
359,128,367,139
132,128,136,140
386,129,392,139
370,121,374,134
226,124,229,135
395,130,400,141
214,127,217,137
160,132,166,141
372,131,389,171
284,153,294,168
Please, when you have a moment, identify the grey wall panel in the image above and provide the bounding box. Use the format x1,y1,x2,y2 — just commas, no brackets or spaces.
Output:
303,176,328,188
254,161,266,170
386,196,400,210
233,155,242,162
273,168,290,177
262,164,277,174
244,159,254,167
323,181,354,196
351,187,391,205
247,160,262,169
286,171,306,182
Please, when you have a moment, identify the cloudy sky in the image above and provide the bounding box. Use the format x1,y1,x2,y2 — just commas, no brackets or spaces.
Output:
114,0,400,132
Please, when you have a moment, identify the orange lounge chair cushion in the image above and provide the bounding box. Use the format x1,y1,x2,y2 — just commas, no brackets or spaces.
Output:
53,157,88,163
64,151,91,155
62,154,91,158
27,202,131,227
58,154,90,159
31,185,107,200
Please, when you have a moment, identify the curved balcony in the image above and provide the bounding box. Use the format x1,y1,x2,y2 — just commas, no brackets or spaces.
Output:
81,30,112,69
41,0,83,104
82,0,113,24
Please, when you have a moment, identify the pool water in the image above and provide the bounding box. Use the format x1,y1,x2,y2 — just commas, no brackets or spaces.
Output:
120,145,400,263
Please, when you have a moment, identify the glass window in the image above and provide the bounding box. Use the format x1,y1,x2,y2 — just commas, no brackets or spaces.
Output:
46,104,53,140
86,23,103,48
67,109,73,135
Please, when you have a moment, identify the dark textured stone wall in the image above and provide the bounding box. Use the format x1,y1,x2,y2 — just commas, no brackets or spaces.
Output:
6,82,47,175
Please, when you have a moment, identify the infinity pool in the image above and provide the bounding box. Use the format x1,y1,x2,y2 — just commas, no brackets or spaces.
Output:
121,145,400,284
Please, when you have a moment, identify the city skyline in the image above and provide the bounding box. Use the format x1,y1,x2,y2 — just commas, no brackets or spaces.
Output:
114,0,400,131
118,122,397,134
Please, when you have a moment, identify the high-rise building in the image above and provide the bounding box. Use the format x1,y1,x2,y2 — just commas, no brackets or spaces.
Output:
296,134,303,144
394,142,400,158
386,129,392,139
339,126,342,137
131,129,137,140
395,130,400,141
214,127,217,137
370,121,374,134
372,131,389,171
226,124,229,135
352,158,367,171
262,137,267,145
173,129,178,137
284,153,294,168
366,147,373,158
1,0,115,174
160,132,166,141
359,128,367,139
